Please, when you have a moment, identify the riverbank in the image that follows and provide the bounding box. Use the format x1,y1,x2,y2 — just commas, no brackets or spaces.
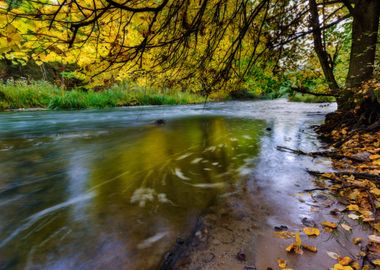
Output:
171,110,380,270
0,81,206,111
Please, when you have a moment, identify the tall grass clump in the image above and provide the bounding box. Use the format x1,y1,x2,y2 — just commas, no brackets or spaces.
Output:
0,80,206,110
0,80,60,110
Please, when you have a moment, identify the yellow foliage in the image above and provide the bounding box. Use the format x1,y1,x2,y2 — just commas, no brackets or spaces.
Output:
303,227,320,236
321,221,337,229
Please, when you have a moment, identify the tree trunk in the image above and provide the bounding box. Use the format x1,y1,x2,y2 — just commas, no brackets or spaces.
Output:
309,0,340,94
346,0,380,88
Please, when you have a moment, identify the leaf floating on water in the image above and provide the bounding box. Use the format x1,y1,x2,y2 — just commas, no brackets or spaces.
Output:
174,168,190,180
321,221,338,229
286,232,303,255
327,251,340,260
277,259,287,268
302,244,317,252
295,232,302,246
332,263,354,270
341,224,352,231
352,237,362,245
303,227,320,236
273,231,295,239
338,256,352,266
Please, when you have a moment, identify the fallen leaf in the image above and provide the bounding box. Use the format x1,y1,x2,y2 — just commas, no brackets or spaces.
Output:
369,154,380,160
362,217,375,222
347,214,360,220
302,244,317,252
303,227,320,236
368,235,380,243
370,188,380,196
332,264,353,270
351,261,359,270
373,223,380,232
327,251,340,260
352,237,362,245
273,231,295,239
347,204,359,211
322,221,338,229
286,232,303,255
295,232,302,246
338,256,352,266
372,259,380,266
341,224,352,231
277,259,287,268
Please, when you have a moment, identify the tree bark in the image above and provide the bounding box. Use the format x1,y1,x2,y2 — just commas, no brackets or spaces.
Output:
346,0,380,88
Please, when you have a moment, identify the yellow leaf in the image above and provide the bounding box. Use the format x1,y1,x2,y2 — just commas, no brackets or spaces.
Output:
369,154,380,160
352,237,362,245
351,261,359,270
274,231,295,239
321,221,338,229
295,232,302,246
278,259,287,268
372,259,380,266
338,256,352,266
302,244,317,252
373,223,380,232
333,264,353,270
286,243,295,252
303,227,320,236
347,204,359,211
370,188,380,196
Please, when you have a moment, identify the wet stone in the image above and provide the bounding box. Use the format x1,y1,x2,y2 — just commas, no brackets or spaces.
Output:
274,225,288,231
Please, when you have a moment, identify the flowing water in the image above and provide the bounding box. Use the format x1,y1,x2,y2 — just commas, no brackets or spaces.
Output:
0,100,336,270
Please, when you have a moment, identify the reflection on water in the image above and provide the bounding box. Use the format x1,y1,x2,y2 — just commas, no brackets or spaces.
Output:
0,115,264,270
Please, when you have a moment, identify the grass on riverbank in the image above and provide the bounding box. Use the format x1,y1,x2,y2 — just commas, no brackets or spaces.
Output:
0,81,206,110
288,93,335,103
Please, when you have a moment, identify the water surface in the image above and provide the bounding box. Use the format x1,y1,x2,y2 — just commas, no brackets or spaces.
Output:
0,100,336,269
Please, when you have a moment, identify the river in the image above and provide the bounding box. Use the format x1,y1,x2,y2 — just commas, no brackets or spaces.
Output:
0,100,336,270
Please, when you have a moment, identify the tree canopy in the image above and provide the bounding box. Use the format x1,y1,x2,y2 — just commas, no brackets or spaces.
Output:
0,0,378,101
